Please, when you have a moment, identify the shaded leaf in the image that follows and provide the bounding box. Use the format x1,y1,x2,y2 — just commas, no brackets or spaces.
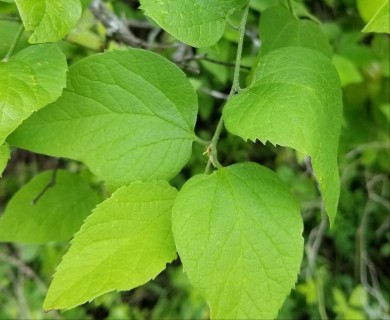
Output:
0,170,98,243
0,143,9,177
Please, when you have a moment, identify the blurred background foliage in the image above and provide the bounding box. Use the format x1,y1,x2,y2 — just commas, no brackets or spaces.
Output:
0,0,389,319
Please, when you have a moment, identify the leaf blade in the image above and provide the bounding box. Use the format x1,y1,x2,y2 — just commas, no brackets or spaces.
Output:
224,47,342,225
8,48,198,185
0,170,98,243
0,44,67,145
172,163,304,319
43,181,177,310
14,0,82,43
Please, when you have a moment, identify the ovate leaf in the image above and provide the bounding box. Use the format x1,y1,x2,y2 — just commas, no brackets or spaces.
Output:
0,170,98,243
8,49,198,186
259,6,332,58
362,0,390,34
44,181,177,311
224,47,342,225
14,0,82,43
140,0,248,47
0,143,10,177
172,163,303,319
0,44,67,145
332,54,363,87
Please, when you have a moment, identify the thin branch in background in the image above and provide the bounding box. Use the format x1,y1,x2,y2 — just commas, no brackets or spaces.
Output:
0,15,20,21
199,87,229,100
357,171,390,316
304,208,329,320
31,158,59,205
346,142,389,159
90,0,178,49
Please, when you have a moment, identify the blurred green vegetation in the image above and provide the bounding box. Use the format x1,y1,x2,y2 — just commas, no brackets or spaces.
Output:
0,0,389,319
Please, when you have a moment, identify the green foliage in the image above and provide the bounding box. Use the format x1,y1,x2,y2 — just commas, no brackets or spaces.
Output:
14,0,82,43
172,163,303,319
44,181,177,310
0,0,389,319
361,0,390,34
9,49,198,186
0,44,67,145
140,0,248,47
224,46,342,225
0,170,98,243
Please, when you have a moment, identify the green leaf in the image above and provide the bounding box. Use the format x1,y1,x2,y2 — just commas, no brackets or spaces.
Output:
332,54,363,87
44,181,177,311
8,49,198,186
0,44,67,145
357,0,386,22
223,47,342,226
0,170,98,244
0,142,10,177
139,0,248,47
362,0,390,34
14,0,82,43
0,21,29,58
172,163,303,319
259,6,332,58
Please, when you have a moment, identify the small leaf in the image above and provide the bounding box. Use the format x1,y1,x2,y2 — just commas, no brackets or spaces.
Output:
0,143,10,177
223,47,342,225
14,0,82,43
44,181,177,311
0,170,98,243
140,0,248,47
259,6,332,58
362,0,390,34
0,44,67,145
8,48,198,186
172,163,303,319
332,54,363,87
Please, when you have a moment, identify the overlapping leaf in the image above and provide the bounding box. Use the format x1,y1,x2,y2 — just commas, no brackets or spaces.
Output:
44,181,177,310
224,47,342,225
8,49,198,186
259,6,332,58
362,0,390,34
172,163,303,319
0,170,98,243
14,0,82,43
0,44,67,145
140,0,248,47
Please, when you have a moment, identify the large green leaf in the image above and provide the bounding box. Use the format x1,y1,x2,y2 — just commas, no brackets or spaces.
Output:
140,0,248,47
0,142,9,177
172,163,303,319
259,6,332,58
14,0,82,43
223,47,342,225
0,170,98,243
0,44,67,145
362,0,390,34
8,49,198,186
44,181,177,311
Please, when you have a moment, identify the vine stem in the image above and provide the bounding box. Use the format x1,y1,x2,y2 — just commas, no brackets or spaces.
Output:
2,24,24,62
204,3,250,173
